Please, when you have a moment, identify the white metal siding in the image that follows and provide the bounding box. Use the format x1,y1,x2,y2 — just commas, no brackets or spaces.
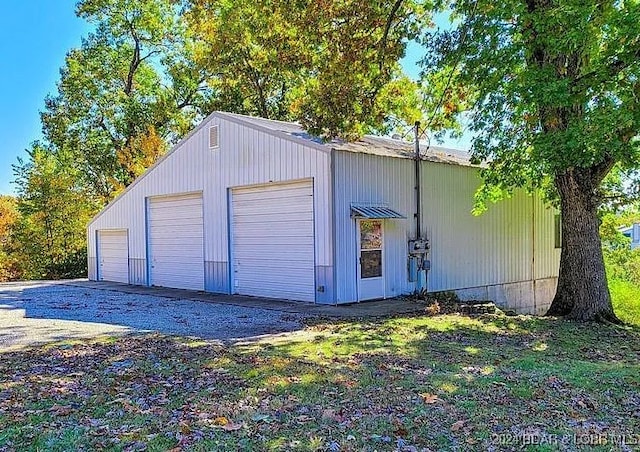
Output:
533,196,561,279
97,230,129,283
421,163,533,291
333,153,415,302
149,193,204,290
231,180,315,302
87,114,332,297
333,151,559,303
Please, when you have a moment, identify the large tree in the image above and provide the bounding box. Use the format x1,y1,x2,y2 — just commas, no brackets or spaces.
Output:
187,0,429,138
42,0,213,201
9,0,215,279
424,0,640,321
12,147,98,279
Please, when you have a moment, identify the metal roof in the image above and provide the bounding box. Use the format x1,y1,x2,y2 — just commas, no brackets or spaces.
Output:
333,136,473,167
350,204,405,219
214,112,474,167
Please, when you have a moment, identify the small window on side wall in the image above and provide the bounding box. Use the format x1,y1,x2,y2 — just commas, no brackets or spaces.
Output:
554,214,562,249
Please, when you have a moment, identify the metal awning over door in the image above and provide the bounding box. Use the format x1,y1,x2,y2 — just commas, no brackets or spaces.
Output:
350,204,405,219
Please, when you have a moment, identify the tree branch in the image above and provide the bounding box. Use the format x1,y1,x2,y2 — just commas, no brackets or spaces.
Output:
378,0,404,72
124,18,143,96
125,36,140,95
591,154,616,186
139,49,161,64
572,46,640,91
241,51,269,118
176,76,207,110
97,115,120,150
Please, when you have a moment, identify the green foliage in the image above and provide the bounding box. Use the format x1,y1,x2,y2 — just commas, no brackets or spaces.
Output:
604,245,640,287
601,211,640,302
42,0,213,202
188,0,312,120
600,212,640,325
424,0,640,205
189,0,432,139
10,0,217,279
601,212,640,282
609,279,640,327
12,146,99,279
424,0,640,319
0,196,21,281
600,165,640,214
288,0,428,139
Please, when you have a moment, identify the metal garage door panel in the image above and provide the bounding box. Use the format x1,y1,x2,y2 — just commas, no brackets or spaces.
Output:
98,230,129,283
149,193,204,290
232,180,315,302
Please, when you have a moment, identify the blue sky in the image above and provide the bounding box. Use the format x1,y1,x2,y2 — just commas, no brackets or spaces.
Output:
0,1,88,195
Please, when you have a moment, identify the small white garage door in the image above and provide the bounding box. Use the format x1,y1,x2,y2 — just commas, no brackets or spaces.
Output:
149,193,204,290
98,230,129,283
232,180,315,302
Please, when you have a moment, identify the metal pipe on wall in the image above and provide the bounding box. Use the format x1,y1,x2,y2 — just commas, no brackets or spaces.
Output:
414,121,422,239
411,121,429,293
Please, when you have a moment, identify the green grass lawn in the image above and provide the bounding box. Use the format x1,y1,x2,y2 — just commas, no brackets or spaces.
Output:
1,313,639,451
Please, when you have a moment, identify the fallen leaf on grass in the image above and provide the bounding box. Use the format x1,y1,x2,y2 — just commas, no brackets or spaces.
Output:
394,425,408,437
450,420,465,432
322,409,343,423
213,416,228,426
576,398,598,410
49,404,73,416
221,422,243,431
420,393,439,404
179,421,191,434
211,415,243,431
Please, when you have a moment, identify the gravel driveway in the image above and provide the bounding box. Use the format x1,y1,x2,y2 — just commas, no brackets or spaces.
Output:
0,281,305,352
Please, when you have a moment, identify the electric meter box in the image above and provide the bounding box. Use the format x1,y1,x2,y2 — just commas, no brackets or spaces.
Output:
408,239,428,255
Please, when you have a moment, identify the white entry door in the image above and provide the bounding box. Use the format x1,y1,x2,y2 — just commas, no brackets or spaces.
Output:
357,219,385,300
148,193,204,290
98,230,129,283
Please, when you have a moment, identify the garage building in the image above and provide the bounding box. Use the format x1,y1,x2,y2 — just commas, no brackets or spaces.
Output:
87,112,559,314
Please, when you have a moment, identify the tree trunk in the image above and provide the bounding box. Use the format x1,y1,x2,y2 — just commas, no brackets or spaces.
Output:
546,170,619,323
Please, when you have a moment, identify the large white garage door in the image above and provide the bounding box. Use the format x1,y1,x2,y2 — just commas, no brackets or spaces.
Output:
232,180,315,302
98,230,129,283
149,193,204,290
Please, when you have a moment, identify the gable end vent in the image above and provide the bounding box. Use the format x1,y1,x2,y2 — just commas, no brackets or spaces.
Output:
209,125,219,149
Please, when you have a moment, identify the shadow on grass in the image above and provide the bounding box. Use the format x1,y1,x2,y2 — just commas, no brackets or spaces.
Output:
0,314,639,451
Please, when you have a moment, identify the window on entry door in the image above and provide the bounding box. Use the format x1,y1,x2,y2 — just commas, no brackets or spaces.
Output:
360,220,382,278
